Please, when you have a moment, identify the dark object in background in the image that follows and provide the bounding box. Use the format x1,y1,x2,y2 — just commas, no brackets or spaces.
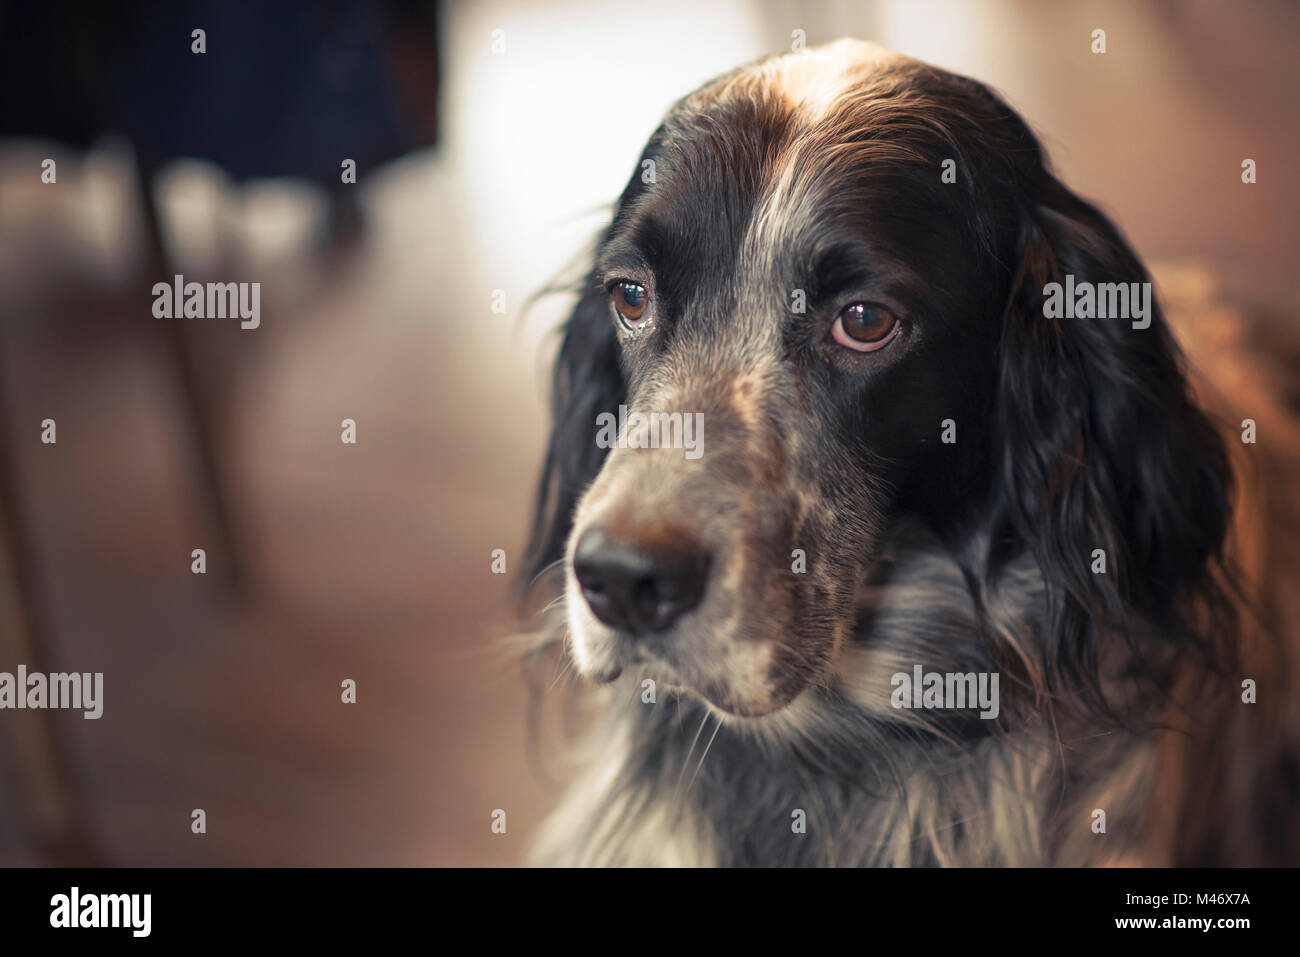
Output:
0,0,441,865
0,0,440,175
0,0,442,586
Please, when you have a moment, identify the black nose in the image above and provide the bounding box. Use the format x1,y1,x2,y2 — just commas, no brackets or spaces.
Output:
573,526,710,635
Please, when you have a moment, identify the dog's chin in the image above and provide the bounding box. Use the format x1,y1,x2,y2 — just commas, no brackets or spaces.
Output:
565,596,812,719
585,653,803,718
699,687,804,720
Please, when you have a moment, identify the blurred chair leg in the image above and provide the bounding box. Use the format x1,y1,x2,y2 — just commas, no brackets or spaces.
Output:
325,187,365,256
134,157,246,593
0,346,102,865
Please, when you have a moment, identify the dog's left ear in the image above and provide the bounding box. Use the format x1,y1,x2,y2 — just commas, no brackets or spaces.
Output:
990,146,1234,695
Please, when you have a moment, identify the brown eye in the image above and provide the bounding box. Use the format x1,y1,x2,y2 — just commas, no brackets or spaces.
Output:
611,281,650,327
832,303,900,353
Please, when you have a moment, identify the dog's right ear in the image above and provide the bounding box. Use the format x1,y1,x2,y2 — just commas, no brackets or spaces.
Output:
522,269,626,593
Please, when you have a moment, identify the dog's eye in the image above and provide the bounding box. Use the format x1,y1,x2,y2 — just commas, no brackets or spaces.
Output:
832,303,899,352
611,281,651,329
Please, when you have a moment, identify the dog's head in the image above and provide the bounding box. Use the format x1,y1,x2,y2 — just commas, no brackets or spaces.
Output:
526,40,1232,719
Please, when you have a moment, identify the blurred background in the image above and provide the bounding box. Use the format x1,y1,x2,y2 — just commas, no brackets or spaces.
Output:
0,0,1295,865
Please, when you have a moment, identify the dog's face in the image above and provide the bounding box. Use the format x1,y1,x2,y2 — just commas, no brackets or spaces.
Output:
562,42,1013,716
535,40,1232,720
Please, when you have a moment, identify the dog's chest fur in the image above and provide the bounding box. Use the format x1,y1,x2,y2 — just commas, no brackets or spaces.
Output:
533,537,1163,867
534,701,1157,867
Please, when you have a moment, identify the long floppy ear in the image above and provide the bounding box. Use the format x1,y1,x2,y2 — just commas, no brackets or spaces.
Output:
990,143,1236,708
521,270,625,593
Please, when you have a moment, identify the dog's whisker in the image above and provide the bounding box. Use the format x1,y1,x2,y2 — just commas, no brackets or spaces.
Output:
674,712,711,802
548,655,575,692
685,716,723,796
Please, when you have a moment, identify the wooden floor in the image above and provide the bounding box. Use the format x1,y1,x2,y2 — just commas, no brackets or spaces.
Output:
0,150,564,866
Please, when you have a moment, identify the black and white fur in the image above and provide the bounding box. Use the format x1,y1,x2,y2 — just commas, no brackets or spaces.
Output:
521,40,1300,867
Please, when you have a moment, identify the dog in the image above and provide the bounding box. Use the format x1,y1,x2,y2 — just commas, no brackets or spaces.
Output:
521,39,1300,866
